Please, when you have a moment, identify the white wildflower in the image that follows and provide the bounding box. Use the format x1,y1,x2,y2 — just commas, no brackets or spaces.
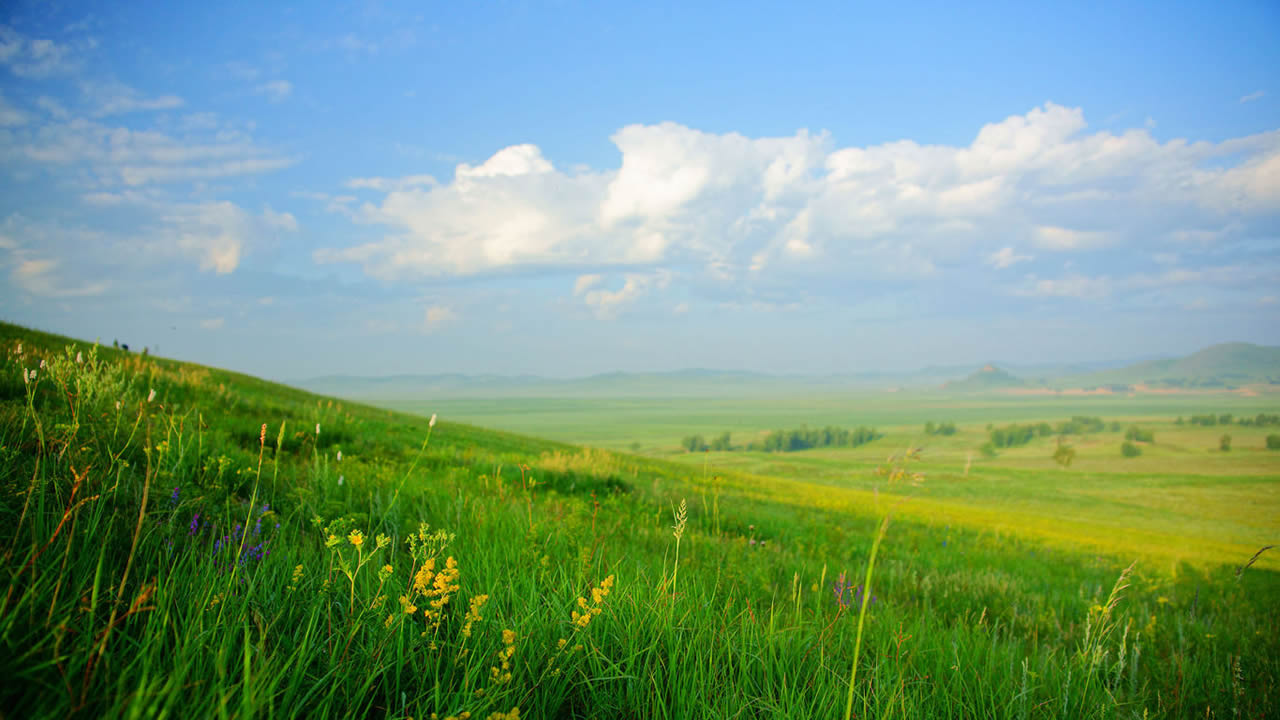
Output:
147,388,156,403
23,368,29,384
316,423,321,435
338,475,344,486
337,450,342,462
76,351,83,364
40,359,46,369
116,400,122,411
29,369,36,381
429,414,437,428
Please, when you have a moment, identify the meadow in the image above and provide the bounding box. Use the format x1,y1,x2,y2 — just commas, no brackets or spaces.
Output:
2,321,1278,719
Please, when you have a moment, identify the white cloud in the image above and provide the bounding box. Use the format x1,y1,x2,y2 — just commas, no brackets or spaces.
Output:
7,115,295,186
200,316,225,330
987,246,1032,269
0,93,29,126
255,80,292,102
0,26,77,77
161,202,298,274
315,103,1280,308
573,274,602,295
83,82,183,116
1240,91,1265,104
1019,273,1111,299
35,96,68,119
422,305,456,333
8,256,108,298
1032,226,1110,251
580,271,672,318
345,174,436,192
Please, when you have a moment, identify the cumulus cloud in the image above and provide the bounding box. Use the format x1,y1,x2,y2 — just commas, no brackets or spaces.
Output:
314,103,1280,310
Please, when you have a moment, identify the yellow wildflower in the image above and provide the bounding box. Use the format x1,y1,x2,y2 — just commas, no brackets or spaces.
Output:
349,529,364,548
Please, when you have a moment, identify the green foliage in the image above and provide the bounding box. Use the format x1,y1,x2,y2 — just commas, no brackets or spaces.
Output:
1267,433,1280,450
709,431,732,452
752,425,880,452
1056,415,1106,435
1219,434,1232,452
681,434,708,452
1053,440,1076,469
1120,441,1143,457
988,423,1040,448
1124,425,1155,443
924,420,956,436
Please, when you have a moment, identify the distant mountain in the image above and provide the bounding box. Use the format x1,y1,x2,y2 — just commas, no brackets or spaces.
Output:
1055,343,1280,389
941,364,1026,391
298,343,1278,399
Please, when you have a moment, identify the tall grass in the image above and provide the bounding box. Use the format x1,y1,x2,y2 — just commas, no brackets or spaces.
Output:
0,326,1277,718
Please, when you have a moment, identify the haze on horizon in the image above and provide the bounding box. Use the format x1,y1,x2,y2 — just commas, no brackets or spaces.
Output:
1,1,1278,383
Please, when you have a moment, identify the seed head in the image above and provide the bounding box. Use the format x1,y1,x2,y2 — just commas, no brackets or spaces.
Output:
337,450,342,462
76,351,83,364
429,413,437,428
147,388,156,403
22,368,29,385
315,423,321,435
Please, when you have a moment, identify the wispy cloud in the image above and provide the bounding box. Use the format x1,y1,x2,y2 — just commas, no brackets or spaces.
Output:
0,25,79,78
255,80,292,102
987,247,1032,269
0,92,29,126
1240,90,1265,104
422,305,456,333
83,81,183,116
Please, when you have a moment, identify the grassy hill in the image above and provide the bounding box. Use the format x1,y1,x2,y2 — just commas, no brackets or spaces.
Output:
2,321,1277,719
942,364,1027,391
1059,342,1280,389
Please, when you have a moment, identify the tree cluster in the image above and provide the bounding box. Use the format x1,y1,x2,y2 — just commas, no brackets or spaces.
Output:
923,421,957,436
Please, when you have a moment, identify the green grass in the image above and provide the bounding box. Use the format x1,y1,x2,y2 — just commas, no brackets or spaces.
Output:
2,321,1278,719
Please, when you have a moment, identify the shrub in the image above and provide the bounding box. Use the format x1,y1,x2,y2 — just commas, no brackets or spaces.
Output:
1124,425,1154,443
1120,441,1142,458
1267,434,1280,450
681,434,707,452
1219,434,1232,452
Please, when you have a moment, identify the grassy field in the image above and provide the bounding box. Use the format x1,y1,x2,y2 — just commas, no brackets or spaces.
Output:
379,392,1280,452
2,322,1278,718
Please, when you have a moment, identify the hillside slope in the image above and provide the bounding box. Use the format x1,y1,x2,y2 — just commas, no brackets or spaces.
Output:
1,321,1276,719
1059,342,1280,388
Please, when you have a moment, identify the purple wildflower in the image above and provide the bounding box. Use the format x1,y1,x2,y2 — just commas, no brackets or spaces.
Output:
170,486,180,505
189,513,200,535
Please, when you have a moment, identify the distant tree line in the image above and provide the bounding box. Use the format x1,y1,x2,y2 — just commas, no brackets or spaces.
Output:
681,425,881,453
1179,413,1280,427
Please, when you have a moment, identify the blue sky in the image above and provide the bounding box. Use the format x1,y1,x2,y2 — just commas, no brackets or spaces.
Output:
1,0,1277,380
